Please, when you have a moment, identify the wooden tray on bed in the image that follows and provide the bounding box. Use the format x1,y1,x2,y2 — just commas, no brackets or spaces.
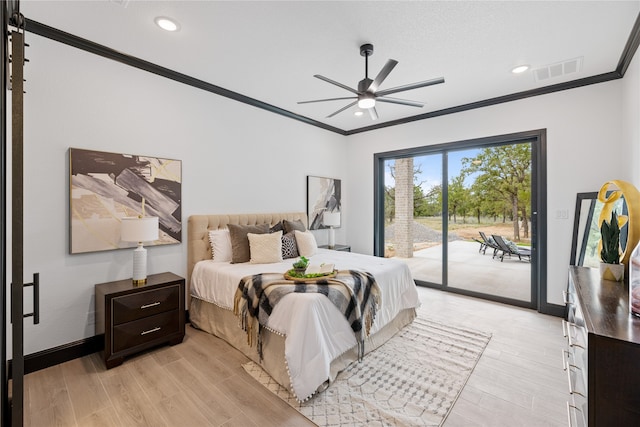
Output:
284,270,337,281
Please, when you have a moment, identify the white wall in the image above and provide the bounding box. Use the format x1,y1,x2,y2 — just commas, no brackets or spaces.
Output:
622,50,640,187
9,34,347,355
7,30,637,355
345,80,627,308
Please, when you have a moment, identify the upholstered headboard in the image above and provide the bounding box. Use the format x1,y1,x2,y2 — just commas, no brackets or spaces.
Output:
187,212,308,299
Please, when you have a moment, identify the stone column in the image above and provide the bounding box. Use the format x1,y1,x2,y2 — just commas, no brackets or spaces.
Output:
395,158,414,258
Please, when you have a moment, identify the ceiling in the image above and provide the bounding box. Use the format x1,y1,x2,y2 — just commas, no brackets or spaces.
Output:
19,1,640,134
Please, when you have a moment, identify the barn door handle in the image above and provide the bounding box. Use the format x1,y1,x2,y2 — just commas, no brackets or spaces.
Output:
22,272,39,324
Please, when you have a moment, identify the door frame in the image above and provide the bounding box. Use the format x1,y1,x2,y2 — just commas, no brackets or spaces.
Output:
374,129,551,314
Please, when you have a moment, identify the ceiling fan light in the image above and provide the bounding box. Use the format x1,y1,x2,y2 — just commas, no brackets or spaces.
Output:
358,97,375,109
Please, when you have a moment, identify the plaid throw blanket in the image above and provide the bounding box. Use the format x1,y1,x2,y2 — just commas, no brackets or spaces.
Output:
233,270,381,361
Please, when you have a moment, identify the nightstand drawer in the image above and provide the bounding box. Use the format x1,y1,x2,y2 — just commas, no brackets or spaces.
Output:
113,310,179,353
112,285,180,325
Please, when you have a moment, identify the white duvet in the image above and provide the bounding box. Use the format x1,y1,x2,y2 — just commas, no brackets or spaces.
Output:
190,248,420,400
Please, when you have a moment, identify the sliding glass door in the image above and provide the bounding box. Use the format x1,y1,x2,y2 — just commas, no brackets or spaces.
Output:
445,145,532,302
375,131,544,310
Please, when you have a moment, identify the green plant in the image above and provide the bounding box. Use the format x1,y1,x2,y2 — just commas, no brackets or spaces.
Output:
600,211,621,264
292,256,309,269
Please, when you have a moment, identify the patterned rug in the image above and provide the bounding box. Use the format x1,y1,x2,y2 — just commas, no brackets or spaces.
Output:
243,316,491,427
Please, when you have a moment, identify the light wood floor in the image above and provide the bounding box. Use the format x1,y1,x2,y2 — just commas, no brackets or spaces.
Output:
23,287,568,426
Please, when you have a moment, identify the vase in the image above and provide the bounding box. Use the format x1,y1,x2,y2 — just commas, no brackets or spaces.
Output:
630,242,640,317
599,262,625,282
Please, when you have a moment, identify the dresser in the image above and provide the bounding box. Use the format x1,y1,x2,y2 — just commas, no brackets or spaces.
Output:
564,266,640,426
95,272,185,368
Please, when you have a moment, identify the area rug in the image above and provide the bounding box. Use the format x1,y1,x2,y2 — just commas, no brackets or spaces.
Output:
242,316,491,427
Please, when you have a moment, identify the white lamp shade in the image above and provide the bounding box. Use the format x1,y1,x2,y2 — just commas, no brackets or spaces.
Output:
323,212,341,228
120,217,159,243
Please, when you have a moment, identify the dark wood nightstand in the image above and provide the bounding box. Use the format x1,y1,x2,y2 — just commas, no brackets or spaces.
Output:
95,272,185,369
319,244,351,252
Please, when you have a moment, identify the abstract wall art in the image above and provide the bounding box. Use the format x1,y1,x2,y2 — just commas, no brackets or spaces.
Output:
69,148,182,254
307,175,341,230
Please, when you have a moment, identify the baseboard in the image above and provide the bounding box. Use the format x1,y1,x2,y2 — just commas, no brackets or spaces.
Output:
8,335,103,378
8,309,190,377
539,302,565,317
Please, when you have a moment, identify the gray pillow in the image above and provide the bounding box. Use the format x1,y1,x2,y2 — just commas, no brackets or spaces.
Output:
283,219,306,234
228,223,270,263
269,220,284,233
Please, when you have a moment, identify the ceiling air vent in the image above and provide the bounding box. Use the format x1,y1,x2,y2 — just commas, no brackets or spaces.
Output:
533,57,583,82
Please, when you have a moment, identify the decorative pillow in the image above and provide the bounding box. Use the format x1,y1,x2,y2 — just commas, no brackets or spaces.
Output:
248,231,283,264
228,223,270,263
284,219,306,234
208,229,232,262
270,220,284,233
281,231,299,259
294,230,318,257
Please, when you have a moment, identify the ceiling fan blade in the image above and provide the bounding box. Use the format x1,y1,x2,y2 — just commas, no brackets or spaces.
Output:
368,106,379,120
314,75,359,95
375,77,445,97
297,96,357,105
327,100,358,118
367,59,398,93
376,97,424,108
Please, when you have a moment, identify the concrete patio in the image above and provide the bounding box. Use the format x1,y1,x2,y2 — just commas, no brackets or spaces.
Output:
395,240,531,302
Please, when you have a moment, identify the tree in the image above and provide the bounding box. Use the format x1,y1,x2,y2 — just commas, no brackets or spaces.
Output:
461,144,531,240
448,174,469,223
385,161,439,219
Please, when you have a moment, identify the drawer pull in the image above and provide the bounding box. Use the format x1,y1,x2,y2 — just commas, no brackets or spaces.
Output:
562,320,586,349
566,401,582,427
140,327,161,336
141,302,161,309
562,349,579,371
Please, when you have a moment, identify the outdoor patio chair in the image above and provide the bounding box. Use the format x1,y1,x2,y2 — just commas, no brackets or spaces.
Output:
491,234,531,262
477,231,500,257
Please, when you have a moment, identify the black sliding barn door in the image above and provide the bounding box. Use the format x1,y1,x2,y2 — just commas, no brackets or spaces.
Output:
3,2,41,425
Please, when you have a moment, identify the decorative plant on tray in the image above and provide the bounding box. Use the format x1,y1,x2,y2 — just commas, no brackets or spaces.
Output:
291,256,310,274
600,210,625,282
287,257,336,279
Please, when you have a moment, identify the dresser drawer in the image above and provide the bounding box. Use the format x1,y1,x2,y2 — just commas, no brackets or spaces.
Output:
112,310,180,353
112,285,180,325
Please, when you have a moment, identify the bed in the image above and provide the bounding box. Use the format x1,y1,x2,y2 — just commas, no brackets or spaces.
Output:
187,212,420,401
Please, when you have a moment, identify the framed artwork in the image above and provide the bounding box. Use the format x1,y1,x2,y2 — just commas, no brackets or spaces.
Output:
69,148,182,254
307,175,341,230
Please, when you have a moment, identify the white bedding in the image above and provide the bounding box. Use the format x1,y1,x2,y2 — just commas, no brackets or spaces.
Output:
190,248,420,400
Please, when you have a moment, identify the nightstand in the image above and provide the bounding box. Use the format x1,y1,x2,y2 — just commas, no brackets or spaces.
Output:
95,272,185,369
319,244,351,252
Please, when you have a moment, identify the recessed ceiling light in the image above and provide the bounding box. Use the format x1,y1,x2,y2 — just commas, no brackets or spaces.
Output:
155,16,180,32
354,111,364,117
511,65,529,74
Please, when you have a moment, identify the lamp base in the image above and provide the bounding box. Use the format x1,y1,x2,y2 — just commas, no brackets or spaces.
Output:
132,243,148,286
328,226,335,249
132,278,147,286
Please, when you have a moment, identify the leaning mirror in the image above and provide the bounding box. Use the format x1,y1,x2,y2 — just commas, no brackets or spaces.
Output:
570,191,628,267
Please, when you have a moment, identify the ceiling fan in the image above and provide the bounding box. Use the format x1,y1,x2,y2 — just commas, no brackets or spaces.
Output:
298,43,445,120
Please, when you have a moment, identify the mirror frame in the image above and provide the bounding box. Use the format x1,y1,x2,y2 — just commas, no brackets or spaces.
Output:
570,192,598,266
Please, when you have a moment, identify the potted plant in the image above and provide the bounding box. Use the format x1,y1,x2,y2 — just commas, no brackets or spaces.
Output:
600,211,625,281
292,256,310,274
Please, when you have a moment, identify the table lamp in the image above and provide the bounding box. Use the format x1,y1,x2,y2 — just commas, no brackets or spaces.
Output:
120,216,159,285
322,211,341,249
